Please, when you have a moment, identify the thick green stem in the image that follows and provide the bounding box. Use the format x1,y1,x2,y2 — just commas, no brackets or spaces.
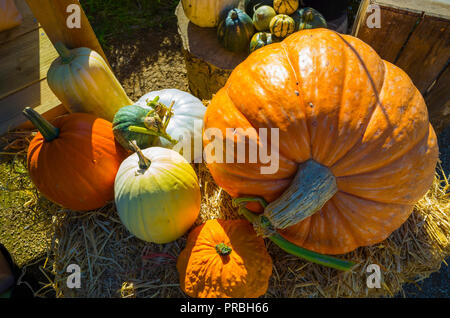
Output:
230,10,238,20
264,160,337,229
304,9,314,21
215,243,232,256
129,140,151,170
54,42,75,64
22,107,59,141
269,233,355,271
128,126,178,145
235,203,355,271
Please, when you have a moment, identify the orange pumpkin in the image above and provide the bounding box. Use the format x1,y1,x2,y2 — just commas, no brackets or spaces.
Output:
203,29,439,255
177,219,273,298
24,107,127,211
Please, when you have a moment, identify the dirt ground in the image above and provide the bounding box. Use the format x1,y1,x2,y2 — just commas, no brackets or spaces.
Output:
106,26,188,102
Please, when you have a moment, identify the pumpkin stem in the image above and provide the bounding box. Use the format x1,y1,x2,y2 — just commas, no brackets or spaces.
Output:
128,126,178,145
230,9,238,20
264,160,337,229
234,200,355,271
215,243,232,256
128,98,178,146
54,42,75,64
22,107,60,142
304,9,314,22
129,140,151,170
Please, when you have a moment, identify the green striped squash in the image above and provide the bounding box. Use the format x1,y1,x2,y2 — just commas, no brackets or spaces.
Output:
273,0,299,15
218,8,255,52
291,7,327,31
252,5,276,31
249,32,274,53
269,14,295,38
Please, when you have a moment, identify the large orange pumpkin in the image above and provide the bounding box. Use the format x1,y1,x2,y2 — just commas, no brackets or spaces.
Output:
203,29,439,255
24,107,127,211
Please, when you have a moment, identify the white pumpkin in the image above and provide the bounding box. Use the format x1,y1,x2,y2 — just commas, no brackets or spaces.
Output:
181,0,241,28
115,145,201,244
135,89,206,161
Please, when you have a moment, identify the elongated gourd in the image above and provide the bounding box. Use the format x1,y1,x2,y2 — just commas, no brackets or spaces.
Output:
47,42,133,122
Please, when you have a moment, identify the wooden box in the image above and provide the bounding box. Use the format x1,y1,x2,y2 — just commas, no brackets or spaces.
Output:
352,0,450,133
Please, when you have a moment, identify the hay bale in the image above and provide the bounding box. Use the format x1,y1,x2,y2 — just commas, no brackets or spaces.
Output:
48,164,450,298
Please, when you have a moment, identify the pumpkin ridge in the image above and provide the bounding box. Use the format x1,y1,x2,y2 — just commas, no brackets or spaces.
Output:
331,192,414,253
225,49,311,163
223,83,300,166
301,30,388,168
327,197,360,249
65,143,114,204
279,41,312,156
156,161,198,189
46,142,100,208
331,77,430,178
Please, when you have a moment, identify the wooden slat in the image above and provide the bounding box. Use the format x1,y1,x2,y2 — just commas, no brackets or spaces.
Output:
0,78,64,135
0,27,58,99
25,0,109,67
354,4,420,63
425,65,450,134
374,0,450,19
0,0,39,45
395,14,450,93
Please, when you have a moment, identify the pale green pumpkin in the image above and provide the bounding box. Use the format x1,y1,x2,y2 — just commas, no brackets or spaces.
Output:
114,144,201,244
252,5,276,31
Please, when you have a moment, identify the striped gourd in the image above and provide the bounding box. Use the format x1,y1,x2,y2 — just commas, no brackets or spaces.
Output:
292,7,327,31
270,14,295,38
273,0,299,15
249,32,274,53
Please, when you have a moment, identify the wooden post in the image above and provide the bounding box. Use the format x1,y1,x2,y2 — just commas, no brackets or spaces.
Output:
25,0,109,66
176,2,248,100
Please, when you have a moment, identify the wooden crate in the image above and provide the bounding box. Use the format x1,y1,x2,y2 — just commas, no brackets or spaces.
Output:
0,0,107,136
353,0,450,133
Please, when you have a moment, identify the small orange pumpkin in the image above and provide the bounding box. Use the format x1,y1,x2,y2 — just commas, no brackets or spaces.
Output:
203,29,439,255
177,219,273,298
24,107,127,211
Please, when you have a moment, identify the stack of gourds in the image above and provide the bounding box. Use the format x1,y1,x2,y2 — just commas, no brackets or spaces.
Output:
181,0,327,53
23,22,438,298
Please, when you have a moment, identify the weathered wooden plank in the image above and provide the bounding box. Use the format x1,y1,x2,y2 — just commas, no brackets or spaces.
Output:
0,0,39,45
351,0,370,36
25,0,109,66
425,65,450,134
353,4,420,63
395,15,450,94
0,78,63,135
0,27,57,99
374,0,450,19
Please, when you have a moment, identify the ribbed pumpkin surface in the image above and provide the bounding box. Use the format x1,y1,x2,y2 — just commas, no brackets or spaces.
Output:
203,29,439,254
27,113,127,211
177,219,273,298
